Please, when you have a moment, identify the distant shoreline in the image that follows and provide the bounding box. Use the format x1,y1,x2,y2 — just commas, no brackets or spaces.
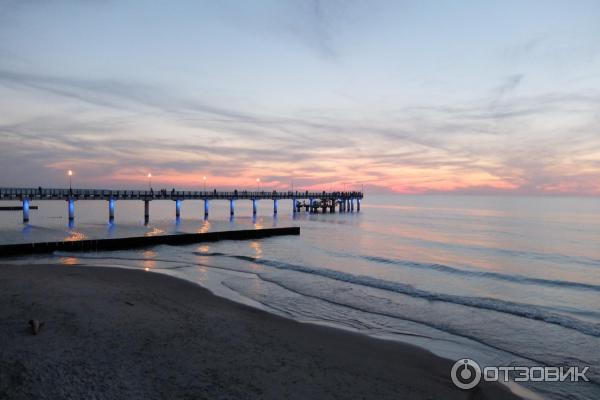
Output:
0,263,519,399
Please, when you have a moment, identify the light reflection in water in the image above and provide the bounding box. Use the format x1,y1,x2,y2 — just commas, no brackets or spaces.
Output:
107,222,116,237
197,245,210,253
142,250,157,270
21,224,32,241
64,231,87,242
249,240,262,259
144,227,164,237
197,220,211,234
60,256,79,265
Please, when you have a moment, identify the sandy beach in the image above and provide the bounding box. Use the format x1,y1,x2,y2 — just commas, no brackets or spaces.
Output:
0,264,519,400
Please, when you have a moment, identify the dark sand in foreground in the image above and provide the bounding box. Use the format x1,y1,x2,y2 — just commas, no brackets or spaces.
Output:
0,264,520,399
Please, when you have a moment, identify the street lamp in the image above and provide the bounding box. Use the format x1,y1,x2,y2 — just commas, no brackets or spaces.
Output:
147,173,152,191
67,170,73,190
203,176,207,192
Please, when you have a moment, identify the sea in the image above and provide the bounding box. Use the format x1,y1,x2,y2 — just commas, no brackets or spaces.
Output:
0,194,598,400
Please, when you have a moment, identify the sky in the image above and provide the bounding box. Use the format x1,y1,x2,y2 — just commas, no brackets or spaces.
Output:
0,0,599,195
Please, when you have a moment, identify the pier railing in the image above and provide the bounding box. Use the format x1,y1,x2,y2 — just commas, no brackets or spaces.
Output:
0,188,363,201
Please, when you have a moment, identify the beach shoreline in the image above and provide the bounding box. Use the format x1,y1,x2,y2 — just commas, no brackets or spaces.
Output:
0,263,520,399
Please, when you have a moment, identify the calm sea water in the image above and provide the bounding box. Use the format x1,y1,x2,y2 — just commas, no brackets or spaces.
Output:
1,195,599,399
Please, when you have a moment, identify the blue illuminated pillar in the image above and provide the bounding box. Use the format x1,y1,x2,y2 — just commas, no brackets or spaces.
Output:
273,199,278,215
293,198,297,213
22,198,30,223
230,198,235,216
108,198,115,222
204,199,209,217
175,199,182,218
252,199,257,216
144,200,150,225
68,198,75,221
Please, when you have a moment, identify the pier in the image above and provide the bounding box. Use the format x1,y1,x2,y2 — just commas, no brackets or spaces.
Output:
0,188,363,223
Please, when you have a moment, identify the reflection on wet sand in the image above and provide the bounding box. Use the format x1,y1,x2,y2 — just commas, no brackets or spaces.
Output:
249,240,262,259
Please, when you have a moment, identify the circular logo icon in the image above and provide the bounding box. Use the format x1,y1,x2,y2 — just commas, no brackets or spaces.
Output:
451,358,481,389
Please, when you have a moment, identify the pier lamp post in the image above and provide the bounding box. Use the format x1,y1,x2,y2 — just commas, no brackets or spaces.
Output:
203,176,207,192
147,173,152,191
68,170,73,190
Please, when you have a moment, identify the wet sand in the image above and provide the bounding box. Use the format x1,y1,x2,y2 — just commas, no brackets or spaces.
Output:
0,264,520,399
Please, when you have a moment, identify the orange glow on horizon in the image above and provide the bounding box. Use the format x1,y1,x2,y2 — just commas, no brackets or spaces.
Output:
42,161,600,196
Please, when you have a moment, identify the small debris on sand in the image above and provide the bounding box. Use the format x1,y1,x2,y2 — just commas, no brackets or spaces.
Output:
28,319,44,335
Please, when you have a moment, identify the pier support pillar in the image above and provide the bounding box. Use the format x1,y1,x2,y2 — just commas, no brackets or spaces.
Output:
273,199,278,215
175,199,182,218
108,198,115,222
204,199,209,218
252,199,257,216
350,198,354,212
340,199,344,212
230,199,235,216
293,198,297,213
309,199,314,213
144,200,150,224
22,198,30,223
357,199,360,212
68,198,75,221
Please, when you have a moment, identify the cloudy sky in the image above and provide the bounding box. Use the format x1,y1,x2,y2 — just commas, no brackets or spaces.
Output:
1,0,599,194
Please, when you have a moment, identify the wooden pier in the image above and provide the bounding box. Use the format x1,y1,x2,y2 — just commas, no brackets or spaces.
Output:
0,187,363,223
